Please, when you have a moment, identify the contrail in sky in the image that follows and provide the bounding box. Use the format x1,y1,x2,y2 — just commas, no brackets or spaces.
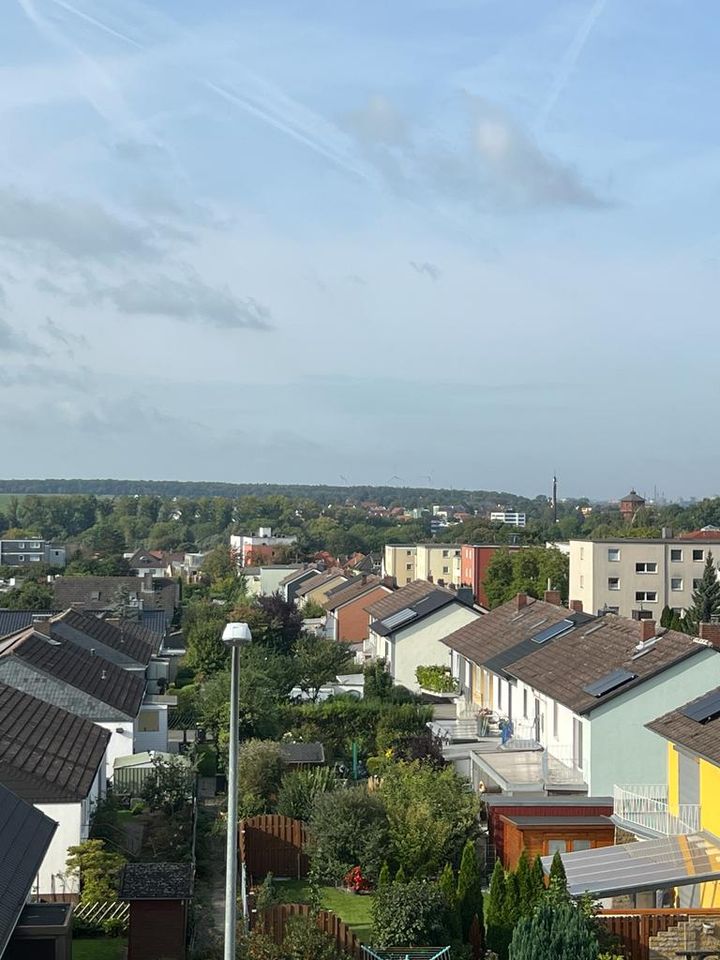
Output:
535,0,607,133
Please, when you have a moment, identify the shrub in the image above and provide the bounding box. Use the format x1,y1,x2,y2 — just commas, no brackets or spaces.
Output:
363,659,393,700
416,665,458,693
372,879,450,949
509,902,599,960
276,767,338,821
238,740,286,815
282,914,341,960
307,786,388,884
142,755,193,815
64,839,126,904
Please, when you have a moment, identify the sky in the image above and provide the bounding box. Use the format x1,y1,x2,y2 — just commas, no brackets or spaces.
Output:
0,0,718,500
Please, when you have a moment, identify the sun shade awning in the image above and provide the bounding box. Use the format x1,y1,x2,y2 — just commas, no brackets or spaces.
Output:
541,832,720,897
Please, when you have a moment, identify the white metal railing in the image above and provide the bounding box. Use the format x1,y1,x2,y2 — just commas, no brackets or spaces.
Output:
614,784,701,835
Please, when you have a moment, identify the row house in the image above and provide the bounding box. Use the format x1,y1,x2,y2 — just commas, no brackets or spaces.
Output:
294,570,349,609
0,682,109,899
278,566,322,603
365,579,480,691
240,564,306,598
442,593,720,796
323,575,393,646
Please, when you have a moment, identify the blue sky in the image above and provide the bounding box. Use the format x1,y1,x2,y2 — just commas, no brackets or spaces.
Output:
0,0,717,499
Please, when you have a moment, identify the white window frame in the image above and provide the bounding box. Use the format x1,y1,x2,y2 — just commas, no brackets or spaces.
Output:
635,562,658,574
608,548,620,562
693,549,705,562
670,549,683,562
608,577,620,591
671,577,683,591
635,590,658,603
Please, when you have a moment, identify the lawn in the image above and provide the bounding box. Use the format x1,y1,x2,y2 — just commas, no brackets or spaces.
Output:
273,879,373,942
73,938,127,960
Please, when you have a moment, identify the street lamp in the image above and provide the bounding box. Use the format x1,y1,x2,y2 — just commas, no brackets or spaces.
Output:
221,621,252,960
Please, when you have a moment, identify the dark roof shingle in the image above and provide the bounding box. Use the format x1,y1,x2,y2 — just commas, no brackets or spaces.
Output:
0,628,144,717
51,609,156,665
364,579,447,619
0,682,109,801
323,576,386,611
119,862,194,900
647,688,720,765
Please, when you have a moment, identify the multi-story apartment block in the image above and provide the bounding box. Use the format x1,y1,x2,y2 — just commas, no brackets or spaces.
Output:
569,533,720,618
490,511,527,528
230,527,298,567
460,543,523,607
0,538,65,567
382,543,461,587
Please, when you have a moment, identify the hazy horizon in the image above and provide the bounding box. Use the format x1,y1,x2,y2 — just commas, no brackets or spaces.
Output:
1,1,717,498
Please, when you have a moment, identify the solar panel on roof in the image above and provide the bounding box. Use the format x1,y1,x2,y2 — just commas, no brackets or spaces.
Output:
681,690,720,724
583,668,637,698
531,619,574,644
382,608,417,630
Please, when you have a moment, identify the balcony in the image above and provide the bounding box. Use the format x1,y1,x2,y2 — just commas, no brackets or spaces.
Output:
613,784,701,837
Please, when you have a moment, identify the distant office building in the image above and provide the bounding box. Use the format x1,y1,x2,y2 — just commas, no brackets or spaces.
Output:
490,511,527,528
230,527,298,567
0,538,65,567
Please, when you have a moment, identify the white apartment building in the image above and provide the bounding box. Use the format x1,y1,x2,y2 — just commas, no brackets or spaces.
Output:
569,535,720,618
382,543,461,586
490,511,527,528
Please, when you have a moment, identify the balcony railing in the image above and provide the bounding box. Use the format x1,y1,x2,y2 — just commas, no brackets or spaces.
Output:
613,784,701,836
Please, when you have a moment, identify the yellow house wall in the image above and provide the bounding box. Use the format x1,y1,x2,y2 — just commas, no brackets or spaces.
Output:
700,759,720,906
668,743,679,814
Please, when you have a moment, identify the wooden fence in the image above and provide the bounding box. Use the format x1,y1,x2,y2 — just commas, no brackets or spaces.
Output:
256,903,363,959
239,815,308,883
600,909,720,960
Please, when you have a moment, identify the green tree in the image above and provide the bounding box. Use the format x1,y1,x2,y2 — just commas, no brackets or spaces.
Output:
3,579,53,610
142,755,193,814
363,658,393,700
307,787,389,885
378,862,391,888
185,616,229,677
394,865,407,884
438,862,462,941
685,551,720,631
237,740,286,816
548,850,568,903
371,879,450,949
530,854,547,907
295,634,354,702
64,839,126,903
276,767,338,821
660,605,674,628
456,840,484,939
484,549,516,608
515,850,533,918
509,902,599,960
485,861,511,960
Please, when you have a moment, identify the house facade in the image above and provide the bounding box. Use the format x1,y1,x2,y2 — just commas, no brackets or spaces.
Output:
230,528,298,567
460,543,523,607
0,538,65,567
323,577,393,644
569,535,720,618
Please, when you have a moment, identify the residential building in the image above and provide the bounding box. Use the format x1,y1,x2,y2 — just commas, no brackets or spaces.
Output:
230,527,298,567
382,543,462,587
323,575,393,644
0,682,109,898
278,566,322,603
460,543,523,607
569,534,720,618
51,574,179,620
126,549,179,578
0,626,146,776
241,564,305,598
365,580,480,690
490,511,526,528
294,570,349,608
619,489,646,522
0,782,57,956
0,607,168,643
443,595,720,795
0,538,65,567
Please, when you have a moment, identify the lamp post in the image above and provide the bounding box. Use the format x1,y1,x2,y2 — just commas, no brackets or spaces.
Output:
221,621,252,960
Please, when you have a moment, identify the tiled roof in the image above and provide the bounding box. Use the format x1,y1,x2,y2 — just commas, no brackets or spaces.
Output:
323,576,386,611
365,579,447,619
295,570,348,597
509,616,709,716
0,610,57,638
647,688,720,765
120,862,194,900
51,609,156,665
0,628,144,717
278,566,320,587
51,576,178,614
0,682,109,801
441,596,588,673
370,589,459,637
0,782,57,956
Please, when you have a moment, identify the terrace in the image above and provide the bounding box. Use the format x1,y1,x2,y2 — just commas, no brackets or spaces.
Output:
613,784,701,838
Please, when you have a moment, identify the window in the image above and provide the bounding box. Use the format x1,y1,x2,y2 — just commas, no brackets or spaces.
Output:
693,549,705,562
454,550,460,557
635,591,658,602
18,543,25,549
608,577,620,591
17,555,24,562
671,577,683,591
547,839,567,855
553,700,559,739
30,556,40,562
30,542,41,549
671,548,683,562
406,563,413,570
442,550,449,558
442,566,449,574
406,550,412,556
608,548,620,562
572,840,592,852
523,689,528,718
635,562,658,573
406,577,412,583
91,591,101,601
138,709,160,732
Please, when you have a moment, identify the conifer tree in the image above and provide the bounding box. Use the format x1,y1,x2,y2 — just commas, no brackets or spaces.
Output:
486,861,510,960
686,551,720,631
394,865,407,885
660,605,673,629
456,840,484,938
530,854,546,906
547,851,568,903
438,862,462,941
378,862,390,889
509,902,599,960
515,851,533,918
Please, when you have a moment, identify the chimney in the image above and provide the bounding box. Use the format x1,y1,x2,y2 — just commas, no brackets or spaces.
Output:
639,619,656,643
90,648,96,657
544,589,563,607
570,600,583,613
699,623,720,647
662,526,674,540
516,592,528,611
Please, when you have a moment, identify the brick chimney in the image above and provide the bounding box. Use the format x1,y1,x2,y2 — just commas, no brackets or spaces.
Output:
699,623,720,647
569,600,584,613
544,589,562,606
516,592,528,611
639,619,656,643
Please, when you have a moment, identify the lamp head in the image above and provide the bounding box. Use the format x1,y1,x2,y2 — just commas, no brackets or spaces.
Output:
222,622,252,647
